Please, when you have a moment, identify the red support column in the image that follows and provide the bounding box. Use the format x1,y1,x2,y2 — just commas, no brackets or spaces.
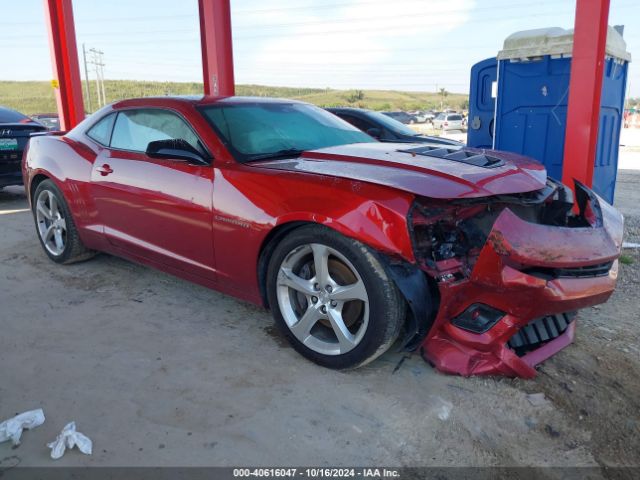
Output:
43,0,85,130
562,0,610,189
198,0,235,96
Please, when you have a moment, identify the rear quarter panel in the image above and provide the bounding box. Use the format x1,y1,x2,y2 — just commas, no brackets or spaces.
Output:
23,134,104,250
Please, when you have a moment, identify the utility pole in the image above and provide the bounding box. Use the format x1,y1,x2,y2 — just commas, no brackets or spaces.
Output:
82,43,92,112
87,48,106,108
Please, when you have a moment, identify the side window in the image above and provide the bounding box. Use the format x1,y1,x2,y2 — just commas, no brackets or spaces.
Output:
340,114,374,133
86,113,116,146
110,109,204,155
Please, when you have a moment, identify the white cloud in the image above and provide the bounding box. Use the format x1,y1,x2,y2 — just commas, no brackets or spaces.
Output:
233,0,475,89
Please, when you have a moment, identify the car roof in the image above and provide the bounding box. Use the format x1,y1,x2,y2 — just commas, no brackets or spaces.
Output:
0,106,26,114
111,95,309,110
325,107,372,114
0,105,38,124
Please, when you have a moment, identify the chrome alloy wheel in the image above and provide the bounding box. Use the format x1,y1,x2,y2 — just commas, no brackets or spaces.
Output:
276,243,370,355
35,189,67,256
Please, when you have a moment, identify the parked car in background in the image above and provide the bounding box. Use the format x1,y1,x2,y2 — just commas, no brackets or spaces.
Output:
407,111,431,123
407,111,422,122
381,111,417,124
0,106,46,189
326,107,462,146
432,113,465,131
31,113,60,131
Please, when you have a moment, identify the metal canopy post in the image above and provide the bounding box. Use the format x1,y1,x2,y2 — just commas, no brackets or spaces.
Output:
198,0,235,96
43,0,85,130
562,0,611,189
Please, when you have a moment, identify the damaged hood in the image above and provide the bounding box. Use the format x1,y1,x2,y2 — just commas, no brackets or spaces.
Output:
252,142,547,199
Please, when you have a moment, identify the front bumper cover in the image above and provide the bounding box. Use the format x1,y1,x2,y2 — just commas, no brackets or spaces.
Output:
421,185,623,378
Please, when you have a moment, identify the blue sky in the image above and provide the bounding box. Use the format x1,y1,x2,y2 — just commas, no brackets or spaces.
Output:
1,0,639,96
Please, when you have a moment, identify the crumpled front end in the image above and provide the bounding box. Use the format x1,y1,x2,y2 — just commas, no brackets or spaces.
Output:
411,180,623,378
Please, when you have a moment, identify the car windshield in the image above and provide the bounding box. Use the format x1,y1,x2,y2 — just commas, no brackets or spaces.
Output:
366,111,417,135
199,102,372,162
0,107,30,123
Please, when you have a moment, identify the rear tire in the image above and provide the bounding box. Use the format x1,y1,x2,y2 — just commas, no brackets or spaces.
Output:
266,225,405,369
32,179,95,264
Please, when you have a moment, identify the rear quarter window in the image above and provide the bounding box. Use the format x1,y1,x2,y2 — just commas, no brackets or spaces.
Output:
86,113,116,146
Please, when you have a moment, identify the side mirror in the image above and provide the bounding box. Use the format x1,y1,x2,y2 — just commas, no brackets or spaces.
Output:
366,127,382,139
146,139,208,165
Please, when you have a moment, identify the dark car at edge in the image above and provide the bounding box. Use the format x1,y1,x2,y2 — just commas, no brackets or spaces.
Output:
0,106,46,189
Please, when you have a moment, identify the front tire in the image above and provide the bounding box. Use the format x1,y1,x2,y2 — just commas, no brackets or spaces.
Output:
32,179,95,264
266,225,405,369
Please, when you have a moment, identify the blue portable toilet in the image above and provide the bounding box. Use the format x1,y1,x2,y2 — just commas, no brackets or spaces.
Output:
467,27,631,203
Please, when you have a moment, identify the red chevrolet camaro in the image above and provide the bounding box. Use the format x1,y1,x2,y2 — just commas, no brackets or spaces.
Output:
22,96,623,377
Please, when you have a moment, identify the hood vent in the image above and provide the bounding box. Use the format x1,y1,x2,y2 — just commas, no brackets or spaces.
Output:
398,146,505,168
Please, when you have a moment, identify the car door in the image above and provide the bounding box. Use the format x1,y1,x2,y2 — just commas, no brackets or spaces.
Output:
89,108,216,280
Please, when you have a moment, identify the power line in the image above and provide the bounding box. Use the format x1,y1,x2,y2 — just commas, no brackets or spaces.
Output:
2,0,638,29
1,3,578,41
231,2,575,30
0,19,567,47
0,0,566,26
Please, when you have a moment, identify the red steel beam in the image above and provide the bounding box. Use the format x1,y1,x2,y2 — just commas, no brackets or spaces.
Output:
562,0,610,189
199,0,235,96
43,0,85,130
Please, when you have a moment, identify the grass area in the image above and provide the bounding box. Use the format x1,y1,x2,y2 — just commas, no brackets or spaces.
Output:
619,254,634,265
0,80,468,115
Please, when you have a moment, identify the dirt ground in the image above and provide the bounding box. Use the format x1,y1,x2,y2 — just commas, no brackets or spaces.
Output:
0,169,638,475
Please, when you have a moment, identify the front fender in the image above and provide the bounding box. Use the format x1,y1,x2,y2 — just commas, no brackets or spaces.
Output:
272,197,416,262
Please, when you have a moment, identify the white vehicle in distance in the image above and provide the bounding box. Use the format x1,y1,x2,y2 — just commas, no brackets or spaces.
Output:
432,113,464,131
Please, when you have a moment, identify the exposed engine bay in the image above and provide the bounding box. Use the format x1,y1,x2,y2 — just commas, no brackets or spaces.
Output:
408,179,599,281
